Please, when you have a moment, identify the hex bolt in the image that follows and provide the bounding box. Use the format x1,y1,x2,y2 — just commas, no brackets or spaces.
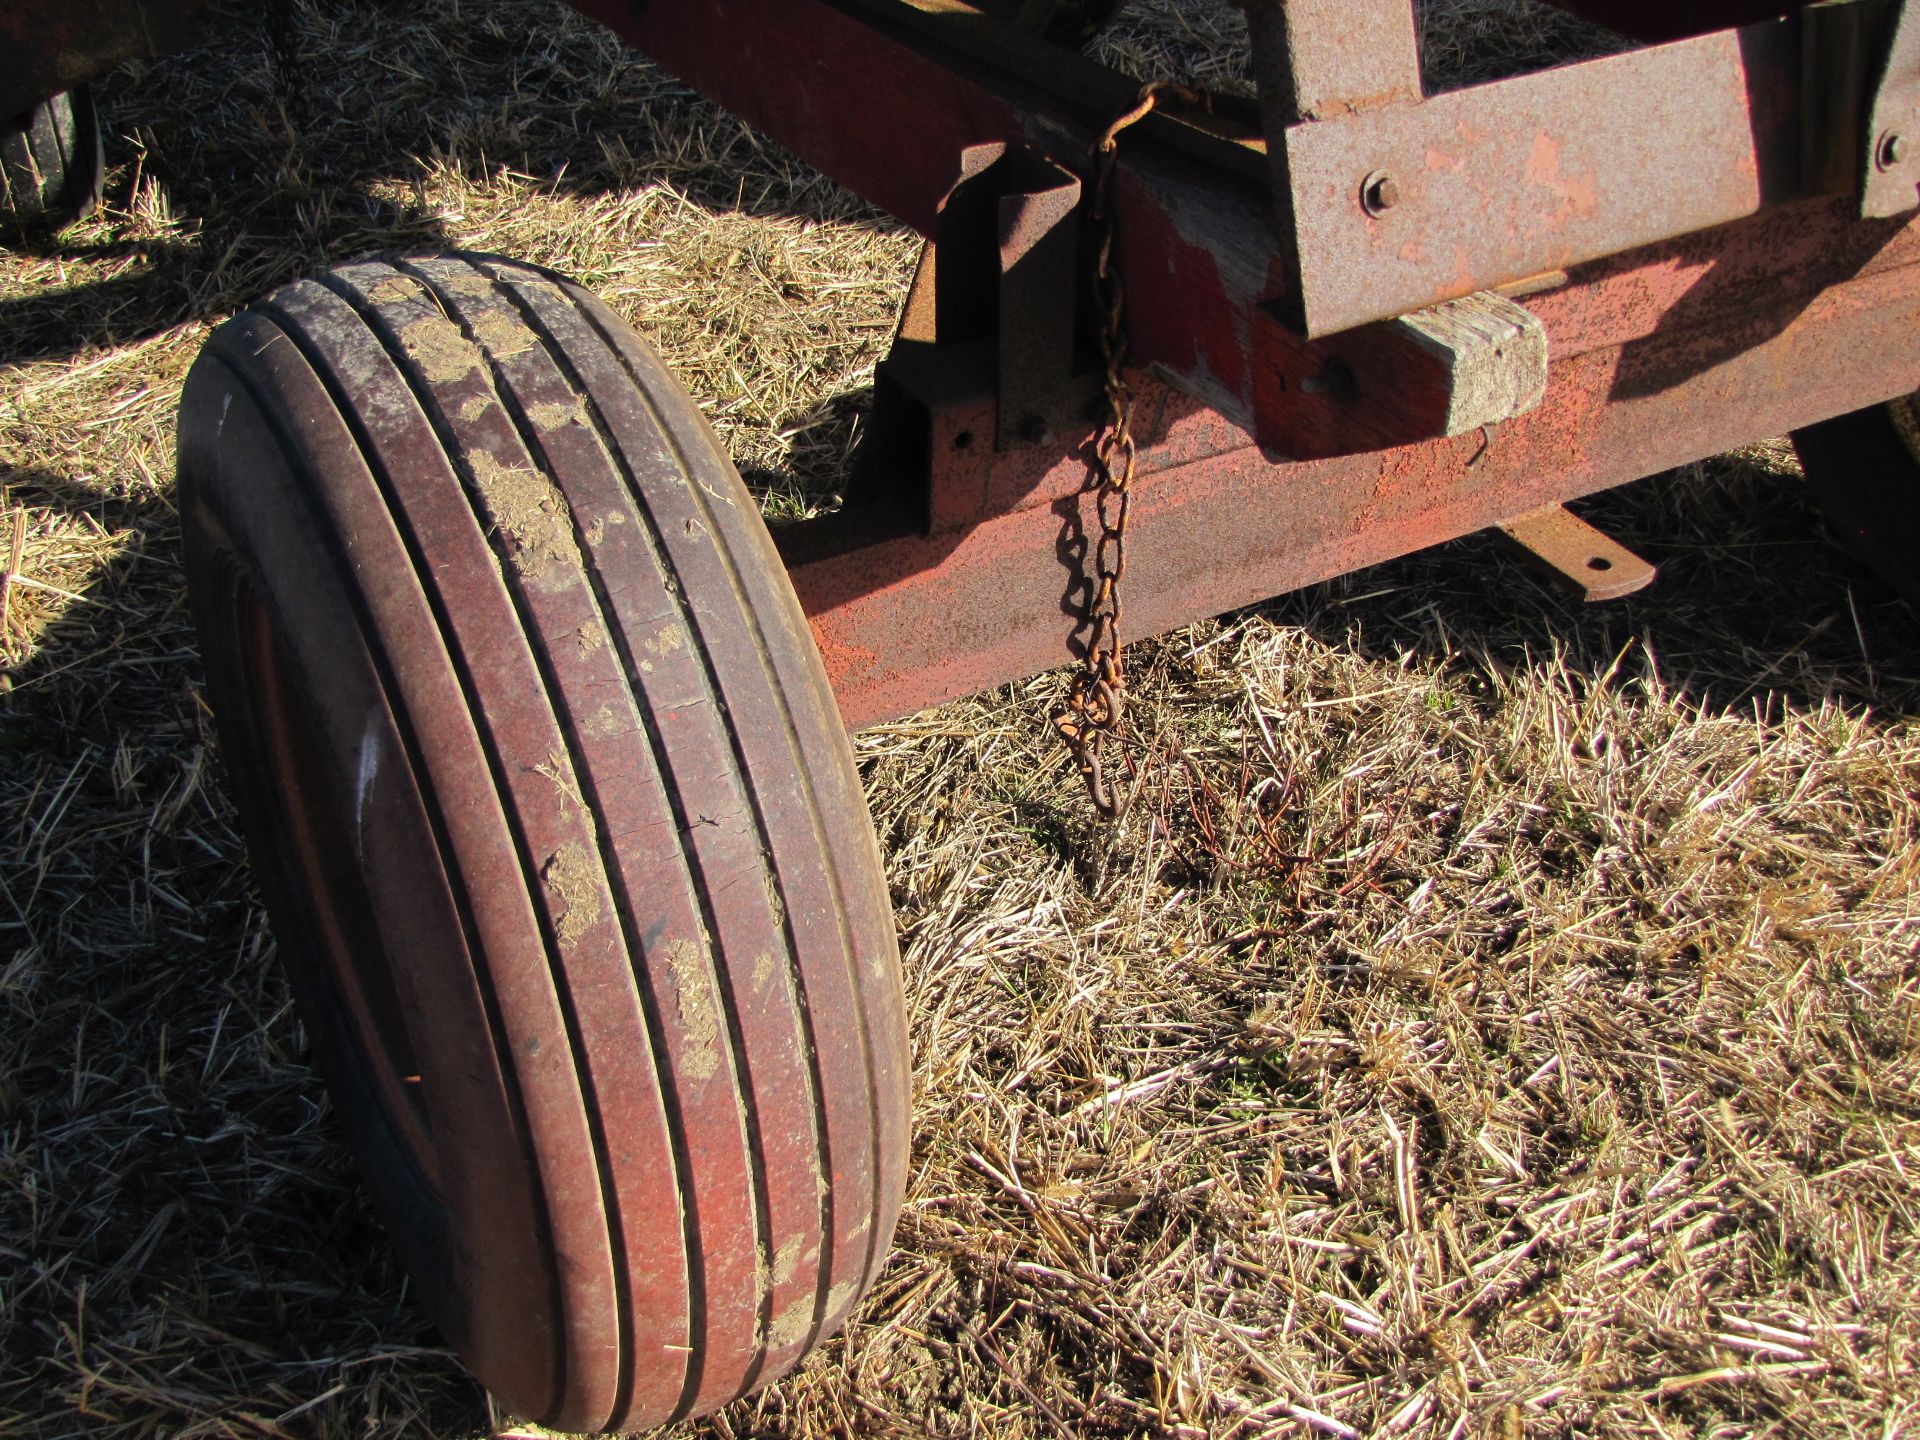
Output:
1879,131,1909,171
1361,170,1400,216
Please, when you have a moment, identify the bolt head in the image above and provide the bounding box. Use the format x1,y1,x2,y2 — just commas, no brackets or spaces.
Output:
1361,170,1400,215
1880,131,1909,170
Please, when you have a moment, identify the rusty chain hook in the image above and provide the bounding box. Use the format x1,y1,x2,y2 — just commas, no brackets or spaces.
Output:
1053,82,1202,818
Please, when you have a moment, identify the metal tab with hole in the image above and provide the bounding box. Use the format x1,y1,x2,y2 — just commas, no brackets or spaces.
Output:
1494,503,1657,602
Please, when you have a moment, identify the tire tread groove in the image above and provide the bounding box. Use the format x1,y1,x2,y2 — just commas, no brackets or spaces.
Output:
469,259,836,1397
201,321,570,1415
564,286,893,1303
306,268,653,1429
393,254,771,1421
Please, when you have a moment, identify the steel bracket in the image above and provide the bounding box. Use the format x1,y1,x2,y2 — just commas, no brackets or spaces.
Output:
860,142,1103,530
904,142,1086,451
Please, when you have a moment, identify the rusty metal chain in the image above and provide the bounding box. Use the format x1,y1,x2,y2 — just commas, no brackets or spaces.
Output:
1053,83,1201,817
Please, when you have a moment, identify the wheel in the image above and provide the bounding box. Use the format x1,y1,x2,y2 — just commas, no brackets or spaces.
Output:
1791,394,1920,609
177,253,911,1432
1,85,104,238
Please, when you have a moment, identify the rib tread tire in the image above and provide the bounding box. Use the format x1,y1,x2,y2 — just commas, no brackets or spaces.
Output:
177,253,909,1433
1,86,103,237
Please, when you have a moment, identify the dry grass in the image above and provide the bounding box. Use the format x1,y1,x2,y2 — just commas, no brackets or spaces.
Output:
3,1,1918,1436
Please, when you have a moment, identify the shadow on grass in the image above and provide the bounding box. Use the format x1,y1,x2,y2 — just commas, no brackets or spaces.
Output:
0,0,900,369
1252,453,1920,726
0,467,488,1434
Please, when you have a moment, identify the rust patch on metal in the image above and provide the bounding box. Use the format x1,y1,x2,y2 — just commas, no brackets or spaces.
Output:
1278,17,1801,334
782,235,1920,728
1495,503,1656,601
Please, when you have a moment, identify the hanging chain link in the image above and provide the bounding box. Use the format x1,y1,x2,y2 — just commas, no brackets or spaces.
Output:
1053,82,1201,818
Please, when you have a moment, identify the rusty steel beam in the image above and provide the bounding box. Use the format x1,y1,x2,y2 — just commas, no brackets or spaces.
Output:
556,0,1920,727
1240,0,1423,121
571,0,1855,361
849,191,1919,516
1864,0,1920,215
567,0,1879,398
1241,0,1423,303
566,0,1178,238
776,224,1920,728
568,0,1306,433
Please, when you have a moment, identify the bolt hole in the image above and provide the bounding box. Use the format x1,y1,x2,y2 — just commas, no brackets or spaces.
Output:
952,430,975,451
1587,556,1613,572
1300,358,1358,402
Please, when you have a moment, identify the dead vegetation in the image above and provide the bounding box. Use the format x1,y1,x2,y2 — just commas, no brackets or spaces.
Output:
2,2,1917,1437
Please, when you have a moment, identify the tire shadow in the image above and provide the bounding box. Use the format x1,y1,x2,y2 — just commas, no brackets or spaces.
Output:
0,464,491,1432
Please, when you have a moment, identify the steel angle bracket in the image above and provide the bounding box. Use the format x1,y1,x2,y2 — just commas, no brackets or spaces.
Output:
912,142,1085,451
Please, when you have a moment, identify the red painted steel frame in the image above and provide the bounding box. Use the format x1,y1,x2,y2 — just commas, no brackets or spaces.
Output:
1,0,1911,725
563,0,1920,727
777,201,1920,727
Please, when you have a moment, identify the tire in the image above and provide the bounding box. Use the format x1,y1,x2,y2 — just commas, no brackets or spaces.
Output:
1791,394,1920,610
177,253,911,1432
1,85,104,238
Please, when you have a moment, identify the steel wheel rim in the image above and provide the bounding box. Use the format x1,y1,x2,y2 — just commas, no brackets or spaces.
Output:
236,577,439,1182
